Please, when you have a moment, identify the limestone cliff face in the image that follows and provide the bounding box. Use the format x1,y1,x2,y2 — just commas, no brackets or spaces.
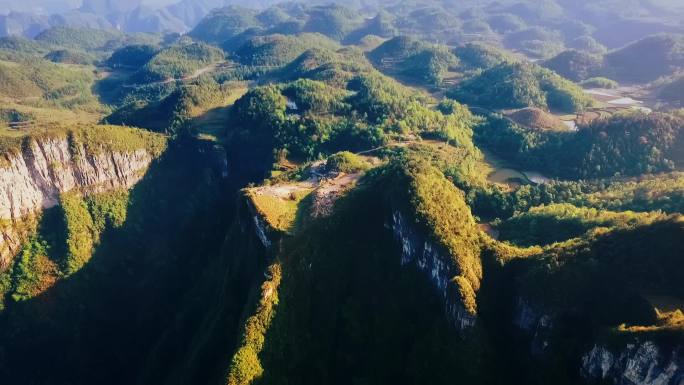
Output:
391,210,477,330
242,195,276,251
582,342,683,385
0,135,158,269
512,298,684,385
513,298,554,356
252,208,273,249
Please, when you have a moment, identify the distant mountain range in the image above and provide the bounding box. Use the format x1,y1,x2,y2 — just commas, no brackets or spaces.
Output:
0,0,287,36
2,0,683,42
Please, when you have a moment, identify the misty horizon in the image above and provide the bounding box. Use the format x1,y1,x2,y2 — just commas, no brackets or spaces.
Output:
0,0,181,14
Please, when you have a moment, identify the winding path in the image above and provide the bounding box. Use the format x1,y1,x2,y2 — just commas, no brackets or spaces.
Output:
122,61,234,89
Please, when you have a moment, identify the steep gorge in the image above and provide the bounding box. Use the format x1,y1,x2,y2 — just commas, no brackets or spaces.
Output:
0,128,681,384
0,131,241,385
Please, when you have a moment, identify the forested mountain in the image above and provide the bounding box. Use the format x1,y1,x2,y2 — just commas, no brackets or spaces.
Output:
0,1,683,385
447,61,594,112
3,0,684,49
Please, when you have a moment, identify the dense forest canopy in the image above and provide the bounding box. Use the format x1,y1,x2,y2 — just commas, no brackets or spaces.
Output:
447,61,595,113
474,111,684,179
0,1,684,385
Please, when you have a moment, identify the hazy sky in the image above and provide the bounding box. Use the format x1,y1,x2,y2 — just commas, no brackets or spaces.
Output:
0,0,177,14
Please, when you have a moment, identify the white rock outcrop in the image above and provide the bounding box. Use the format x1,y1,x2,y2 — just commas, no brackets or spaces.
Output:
391,210,477,330
582,341,683,385
0,136,157,268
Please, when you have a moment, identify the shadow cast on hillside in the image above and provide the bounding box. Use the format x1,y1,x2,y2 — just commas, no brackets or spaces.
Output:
251,186,492,385
0,138,237,385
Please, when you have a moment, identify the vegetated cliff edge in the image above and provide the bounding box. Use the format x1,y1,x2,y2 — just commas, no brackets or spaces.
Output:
511,297,684,385
391,209,478,330
0,125,167,268
221,157,496,385
505,216,684,385
388,156,483,331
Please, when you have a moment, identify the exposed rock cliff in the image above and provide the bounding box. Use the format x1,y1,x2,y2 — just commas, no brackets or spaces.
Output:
512,297,684,385
582,341,684,385
0,129,166,269
513,298,553,356
391,210,477,330
252,208,273,249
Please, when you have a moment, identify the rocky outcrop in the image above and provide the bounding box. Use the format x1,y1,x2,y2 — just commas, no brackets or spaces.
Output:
512,298,684,384
513,298,553,355
390,210,477,330
0,214,39,270
0,135,158,269
243,197,278,252
582,341,684,385
253,213,272,249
